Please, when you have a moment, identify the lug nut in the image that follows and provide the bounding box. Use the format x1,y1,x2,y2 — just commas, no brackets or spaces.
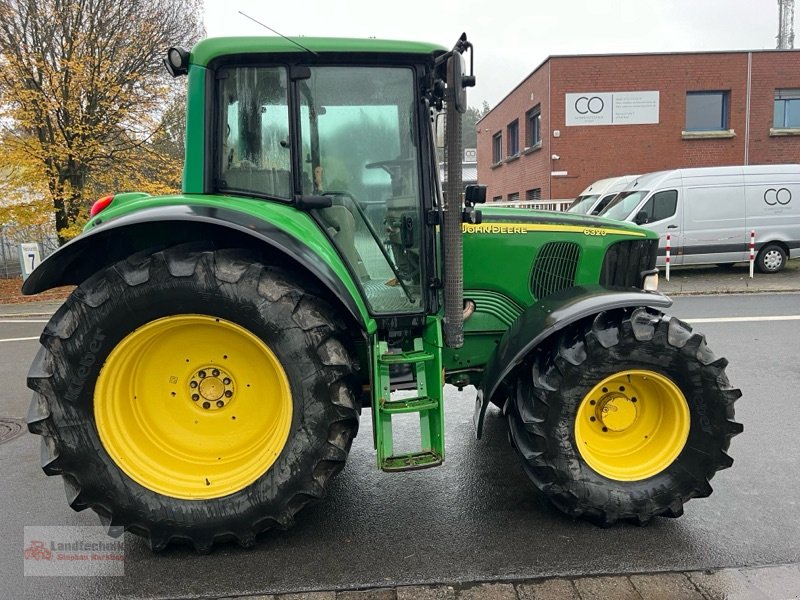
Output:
224,390,233,398
223,377,231,385
190,381,198,388
212,369,220,377
216,400,224,408
192,394,199,401
198,370,206,378
202,401,211,409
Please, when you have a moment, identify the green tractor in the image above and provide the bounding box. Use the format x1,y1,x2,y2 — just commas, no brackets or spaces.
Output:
24,34,741,552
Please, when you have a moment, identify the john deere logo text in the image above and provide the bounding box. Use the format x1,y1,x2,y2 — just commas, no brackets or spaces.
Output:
462,223,527,234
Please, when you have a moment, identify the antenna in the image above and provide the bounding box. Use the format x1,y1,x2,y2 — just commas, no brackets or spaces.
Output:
777,0,795,49
238,11,319,56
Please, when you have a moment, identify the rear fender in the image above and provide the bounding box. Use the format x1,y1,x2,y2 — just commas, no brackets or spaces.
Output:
473,285,672,438
22,204,373,332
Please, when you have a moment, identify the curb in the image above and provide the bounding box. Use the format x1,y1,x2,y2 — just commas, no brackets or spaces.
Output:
223,563,800,600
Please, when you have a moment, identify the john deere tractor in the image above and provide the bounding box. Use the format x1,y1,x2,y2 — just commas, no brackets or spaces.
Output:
24,34,741,552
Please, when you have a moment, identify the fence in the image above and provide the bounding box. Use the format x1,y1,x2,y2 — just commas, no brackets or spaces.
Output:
490,199,573,211
0,225,58,279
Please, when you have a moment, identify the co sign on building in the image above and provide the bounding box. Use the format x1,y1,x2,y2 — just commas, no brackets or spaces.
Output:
566,91,660,126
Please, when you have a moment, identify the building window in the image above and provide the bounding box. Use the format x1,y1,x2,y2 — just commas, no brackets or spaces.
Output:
507,120,519,156
526,188,541,200
508,192,520,202
492,132,502,164
774,89,800,128
685,91,729,131
526,106,541,147
492,195,502,202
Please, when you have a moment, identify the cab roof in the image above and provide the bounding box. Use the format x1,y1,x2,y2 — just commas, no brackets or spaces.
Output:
190,36,447,67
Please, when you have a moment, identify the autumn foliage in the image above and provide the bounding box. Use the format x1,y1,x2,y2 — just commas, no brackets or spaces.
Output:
0,0,203,243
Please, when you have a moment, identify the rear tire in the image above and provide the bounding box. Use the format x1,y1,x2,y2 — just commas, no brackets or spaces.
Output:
507,307,742,526
26,247,360,552
756,243,787,273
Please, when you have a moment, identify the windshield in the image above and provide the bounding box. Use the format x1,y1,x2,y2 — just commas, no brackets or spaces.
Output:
600,190,649,220
567,194,599,214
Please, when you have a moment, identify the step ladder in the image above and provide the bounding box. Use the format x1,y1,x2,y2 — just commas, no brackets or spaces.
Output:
371,319,444,471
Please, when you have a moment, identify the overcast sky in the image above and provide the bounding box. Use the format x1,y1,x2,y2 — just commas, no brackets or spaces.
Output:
204,0,785,108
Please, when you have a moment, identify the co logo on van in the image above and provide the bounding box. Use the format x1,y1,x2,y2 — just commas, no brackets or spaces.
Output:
574,96,605,115
764,188,792,206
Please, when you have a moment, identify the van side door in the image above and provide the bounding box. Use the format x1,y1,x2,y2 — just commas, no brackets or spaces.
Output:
635,189,682,266
682,178,747,265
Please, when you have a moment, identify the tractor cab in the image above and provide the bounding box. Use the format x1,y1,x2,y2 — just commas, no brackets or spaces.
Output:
211,44,451,317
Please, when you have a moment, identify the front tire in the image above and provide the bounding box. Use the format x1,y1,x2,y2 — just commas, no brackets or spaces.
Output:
507,308,742,526
26,247,359,551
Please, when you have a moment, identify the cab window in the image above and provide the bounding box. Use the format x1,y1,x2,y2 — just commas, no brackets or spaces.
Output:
639,190,678,223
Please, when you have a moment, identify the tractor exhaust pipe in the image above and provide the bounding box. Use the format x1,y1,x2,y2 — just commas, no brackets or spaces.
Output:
441,34,475,349
442,54,464,349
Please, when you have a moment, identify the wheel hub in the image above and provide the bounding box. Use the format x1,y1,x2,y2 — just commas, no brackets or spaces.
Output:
575,369,690,481
596,393,637,431
190,367,234,410
94,314,293,499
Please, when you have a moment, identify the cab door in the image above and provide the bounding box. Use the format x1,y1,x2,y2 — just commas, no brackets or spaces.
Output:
634,189,682,266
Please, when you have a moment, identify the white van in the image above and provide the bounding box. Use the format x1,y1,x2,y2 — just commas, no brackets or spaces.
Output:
599,165,800,272
568,175,640,215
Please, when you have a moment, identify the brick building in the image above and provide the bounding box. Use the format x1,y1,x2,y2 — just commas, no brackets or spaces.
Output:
476,50,800,202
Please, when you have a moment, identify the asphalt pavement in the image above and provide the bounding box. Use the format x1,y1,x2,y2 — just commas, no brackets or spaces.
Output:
1,268,800,599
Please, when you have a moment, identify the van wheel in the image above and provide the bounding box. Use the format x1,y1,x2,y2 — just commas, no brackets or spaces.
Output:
756,244,787,273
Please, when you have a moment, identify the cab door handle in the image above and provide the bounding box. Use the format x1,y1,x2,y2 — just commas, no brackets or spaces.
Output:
667,225,678,229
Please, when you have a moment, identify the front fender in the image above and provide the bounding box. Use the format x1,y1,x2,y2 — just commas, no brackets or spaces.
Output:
23,203,373,331
473,285,672,438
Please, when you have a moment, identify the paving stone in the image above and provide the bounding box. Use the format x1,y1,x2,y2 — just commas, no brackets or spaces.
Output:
573,575,640,600
630,573,704,599
337,589,396,600
396,585,457,599
517,578,580,599
456,582,518,599
741,564,800,599
689,569,768,600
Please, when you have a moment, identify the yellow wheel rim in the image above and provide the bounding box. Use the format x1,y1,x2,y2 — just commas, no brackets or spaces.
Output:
574,369,690,481
94,315,292,500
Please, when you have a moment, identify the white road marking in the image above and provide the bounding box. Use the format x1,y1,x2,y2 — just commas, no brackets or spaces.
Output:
0,319,49,323
685,315,800,324
0,336,39,343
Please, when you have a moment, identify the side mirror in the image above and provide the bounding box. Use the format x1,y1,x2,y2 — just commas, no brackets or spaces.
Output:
634,211,649,225
449,53,468,114
465,184,486,205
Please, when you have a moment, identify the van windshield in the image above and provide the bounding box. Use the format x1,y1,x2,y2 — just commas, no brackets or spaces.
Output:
568,194,599,214
600,190,649,220
593,193,618,215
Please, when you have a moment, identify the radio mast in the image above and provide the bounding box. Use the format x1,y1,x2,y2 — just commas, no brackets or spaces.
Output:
778,0,795,49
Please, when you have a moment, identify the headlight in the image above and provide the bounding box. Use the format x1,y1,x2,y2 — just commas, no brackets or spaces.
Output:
643,272,659,291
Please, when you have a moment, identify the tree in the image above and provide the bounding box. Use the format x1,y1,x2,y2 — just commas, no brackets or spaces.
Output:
0,0,203,243
461,101,490,151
